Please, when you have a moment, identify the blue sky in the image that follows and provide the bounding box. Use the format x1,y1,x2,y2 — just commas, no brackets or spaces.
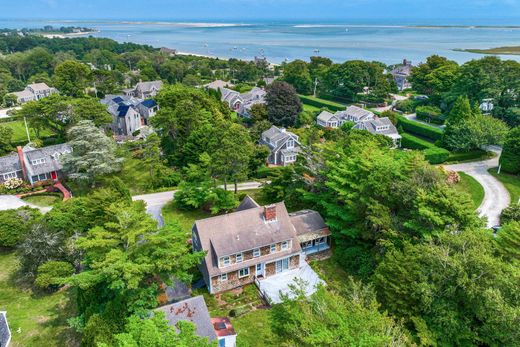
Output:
2,0,520,22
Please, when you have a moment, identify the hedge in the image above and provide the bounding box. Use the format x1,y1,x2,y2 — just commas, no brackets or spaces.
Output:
397,115,444,141
423,147,450,164
299,95,345,112
416,105,446,125
0,115,24,123
447,149,487,163
400,133,435,150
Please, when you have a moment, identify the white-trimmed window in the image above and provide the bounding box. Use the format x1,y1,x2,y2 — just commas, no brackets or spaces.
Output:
270,244,276,253
220,273,228,282
221,256,230,267
302,241,313,249
281,241,289,250
31,158,46,165
287,139,294,148
3,171,17,180
253,248,260,257
238,267,249,278
236,253,243,263
317,237,327,245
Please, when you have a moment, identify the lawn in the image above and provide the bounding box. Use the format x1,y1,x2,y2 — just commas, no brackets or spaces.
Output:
0,251,78,347
2,120,55,143
231,309,282,347
454,172,485,210
302,103,321,113
309,257,350,291
22,193,62,207
489,168,520,204
161,201,212,235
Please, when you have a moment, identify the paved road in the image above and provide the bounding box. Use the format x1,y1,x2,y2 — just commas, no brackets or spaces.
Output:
444,146,509,228
0,195,52,213
132,181,264,227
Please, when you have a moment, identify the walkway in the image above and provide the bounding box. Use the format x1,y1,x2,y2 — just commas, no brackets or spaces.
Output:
404,113,446,129
256,260,324,304
0,195,51,213
132,181,264,227
444,146,509,228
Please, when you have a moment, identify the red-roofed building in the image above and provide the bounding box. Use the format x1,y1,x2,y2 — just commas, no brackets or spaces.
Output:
211,317,237,347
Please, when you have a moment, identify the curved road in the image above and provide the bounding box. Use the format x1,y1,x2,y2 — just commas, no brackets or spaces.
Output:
444,147,510,228
132,181,264,227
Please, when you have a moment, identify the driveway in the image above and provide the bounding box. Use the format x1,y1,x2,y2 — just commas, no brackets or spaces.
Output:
405,113,445,129
0,195,51,213
444,147,509,228
132,181,264,227
0,106,21,118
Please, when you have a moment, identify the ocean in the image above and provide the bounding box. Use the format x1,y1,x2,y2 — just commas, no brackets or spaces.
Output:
1,18,520,65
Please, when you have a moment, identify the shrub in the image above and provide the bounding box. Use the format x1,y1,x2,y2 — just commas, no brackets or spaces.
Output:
35,261,74,290
229,306,249,317
423,147,450,164
400,133,435,150
299,95,345,112
500,127,520,175
416,105,445,124
397,115,444,141
0,207,41,247
394,99,416,113
256,165,285,179
501,203,520,224
447,150,487,163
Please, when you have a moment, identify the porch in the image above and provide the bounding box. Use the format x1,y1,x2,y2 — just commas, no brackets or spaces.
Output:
300,235,330,255
255,260,324,304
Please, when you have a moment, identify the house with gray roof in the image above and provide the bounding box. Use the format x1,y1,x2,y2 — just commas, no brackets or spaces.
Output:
124,80,163,99
260,126,300,166
237,87,266,118
101,95,159,136
191,196,330,295
10,82,58,104
317,105,375,128
205,81,266,117
0,144,71,185
0,311,11,347
156,296,237,347
390,59,413,91
354,117,402,147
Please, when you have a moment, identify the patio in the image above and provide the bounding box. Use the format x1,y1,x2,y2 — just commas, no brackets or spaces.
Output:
256,260,324,304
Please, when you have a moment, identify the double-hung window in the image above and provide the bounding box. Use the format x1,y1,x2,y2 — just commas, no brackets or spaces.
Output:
3,172,17,180
281,241,289,250
287,139,294,148
220,273,228,282
222,256,230,267
270,244,276,253
253,248,260,257
238,267,249,278
236,253,243,263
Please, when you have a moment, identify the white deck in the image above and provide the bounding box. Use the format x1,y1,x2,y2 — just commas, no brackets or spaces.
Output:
256,260,324,304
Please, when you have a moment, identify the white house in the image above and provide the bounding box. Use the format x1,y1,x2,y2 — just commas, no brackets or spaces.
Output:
10,83,58,104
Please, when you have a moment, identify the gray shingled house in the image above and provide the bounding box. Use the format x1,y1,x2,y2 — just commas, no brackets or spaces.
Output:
260,126,300,166
317,105,375,128
10,82,58,104
124,80,163,99
353,117,402,147
191,196,330,295
101,95,159,136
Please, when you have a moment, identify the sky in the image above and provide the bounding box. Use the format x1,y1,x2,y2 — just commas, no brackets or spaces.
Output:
1,0,520,23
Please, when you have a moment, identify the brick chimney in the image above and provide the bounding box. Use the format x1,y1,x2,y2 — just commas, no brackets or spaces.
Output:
264,204,277,222
16,146,28,181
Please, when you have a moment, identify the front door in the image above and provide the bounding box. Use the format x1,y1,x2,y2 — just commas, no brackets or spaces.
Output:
256,263,264,277
51,171,57,180
275,258,289,273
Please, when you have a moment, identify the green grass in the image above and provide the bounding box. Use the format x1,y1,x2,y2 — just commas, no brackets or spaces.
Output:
1,120,55,143
445,150,496,164
0,251,78,347
302,103,321,113
454,172,485,210
309,257,351,291
489,168,520,204
232,309,282,347
22,193,62,207
161,201,212,235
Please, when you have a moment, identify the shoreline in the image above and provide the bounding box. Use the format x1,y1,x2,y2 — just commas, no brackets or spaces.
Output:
41,30,99,38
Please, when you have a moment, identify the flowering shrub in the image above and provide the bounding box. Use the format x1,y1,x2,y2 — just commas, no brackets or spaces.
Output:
4,177,24,190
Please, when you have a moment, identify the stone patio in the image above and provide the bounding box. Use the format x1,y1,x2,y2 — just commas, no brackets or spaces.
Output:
256,260,324,304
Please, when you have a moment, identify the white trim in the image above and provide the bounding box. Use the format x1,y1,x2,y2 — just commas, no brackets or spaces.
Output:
253,248,260,257
238,267,250,278
236,253,243,263
220,273,228,282
2,171,18,180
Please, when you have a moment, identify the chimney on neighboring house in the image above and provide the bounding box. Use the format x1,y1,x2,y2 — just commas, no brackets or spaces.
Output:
16,146,28,181
264,204,277,222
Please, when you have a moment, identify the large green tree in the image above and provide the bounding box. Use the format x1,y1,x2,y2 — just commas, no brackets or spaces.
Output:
265,81,302,127
499,127,520,174
496,221,520,262
53,60,91,97
409,55,459,102
282,59,312,94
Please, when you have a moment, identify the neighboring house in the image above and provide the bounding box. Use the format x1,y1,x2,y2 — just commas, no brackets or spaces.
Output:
156,296,237,347
0,144,72,185
260,126,301,166
390,59,413,91
354,117,402,147
317,105,375,128
204,80,234,90
480,98,494,114
124,80,163,99
205,81,266,117
160,47,177,56
0,311,11,347
101,95,159,136
10,83,58,104
237,87,266,118
219,88,243,112
191,196,331,295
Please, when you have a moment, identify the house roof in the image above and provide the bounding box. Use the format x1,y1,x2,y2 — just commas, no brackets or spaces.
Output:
339,106,374,121
155,296,217,341
24,143,72,176
135,80,163,93
289,210,328,237
354,117,401,138
0,312,11,347
262,126,298,147
195,202,297,259
11,89,34,99
317,110,336,123
27,82,51,92
205,80,234,90
211,317,236,338
236,195,260,212
0,153,21,174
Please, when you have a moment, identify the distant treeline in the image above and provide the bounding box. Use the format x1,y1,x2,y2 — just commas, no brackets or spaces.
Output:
0,25,95,34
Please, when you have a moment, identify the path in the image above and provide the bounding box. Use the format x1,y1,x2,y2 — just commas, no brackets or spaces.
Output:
132,181,264,227
0,106,21,119
0,195,51,213
444,146,509,228
404,113,446,130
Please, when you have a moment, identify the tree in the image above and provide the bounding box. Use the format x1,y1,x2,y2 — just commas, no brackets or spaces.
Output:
0,126,14,155
61,120,122,184
374,230,520,346
35,260,74,290
270,281,410,346
53,60,91,97
409,55,459,101
500,203,520,224
499,127,520,174
495,221,520,262
0,207,41,248
210,123,254,193
2,93,17,107
265,81,302,127
282,59,312,94
249,103,268,122
379,110,398,125
109,312,215,347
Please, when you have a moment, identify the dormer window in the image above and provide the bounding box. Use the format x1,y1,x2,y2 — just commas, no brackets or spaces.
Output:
236,253,243,263
221,256,230,267
281,241,289,250
286,139,294,148
31,158,46,165
270,244,276,253
253,248,260,257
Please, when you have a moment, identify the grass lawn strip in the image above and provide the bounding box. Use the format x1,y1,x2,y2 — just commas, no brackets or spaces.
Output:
454,172,485,210
489,168,520,204
22,193,62,207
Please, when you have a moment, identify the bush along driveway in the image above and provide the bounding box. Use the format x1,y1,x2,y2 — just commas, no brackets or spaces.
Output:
444,147,510,228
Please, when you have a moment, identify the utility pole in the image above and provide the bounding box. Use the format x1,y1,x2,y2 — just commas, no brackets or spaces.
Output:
498,163,501,174
313,77,319,98
23,116,31,144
